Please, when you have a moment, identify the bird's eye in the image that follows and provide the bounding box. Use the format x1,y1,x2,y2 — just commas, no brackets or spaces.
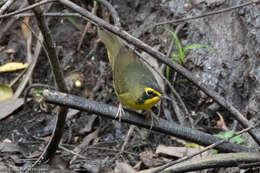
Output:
147,90,153,96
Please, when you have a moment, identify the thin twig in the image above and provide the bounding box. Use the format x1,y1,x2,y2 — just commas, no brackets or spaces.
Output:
120,125,135,153
9,69,27,87
0,0,27,41
0,0,15,15
153,153,260,173
154,0,260,26
14,12,86,18
152,126,254,173
0,0,55,19
59,145,88,159
96,0,120,27
77,1,98,51
13,22,43,98
27,0,68,164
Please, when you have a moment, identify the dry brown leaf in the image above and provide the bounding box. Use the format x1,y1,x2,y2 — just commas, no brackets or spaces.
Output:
216,112,229,131
156,145,211,159
0,62,29,72
21,17,30,39
0,83,13,102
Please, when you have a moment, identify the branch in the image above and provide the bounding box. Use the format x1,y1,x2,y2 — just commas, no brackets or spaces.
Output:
152,127,255,173
27,0,68,161
142,153,260,173
42,89,256,153
0,0,15,15
154,0,260,26
96,0,120,27
0,0,55,19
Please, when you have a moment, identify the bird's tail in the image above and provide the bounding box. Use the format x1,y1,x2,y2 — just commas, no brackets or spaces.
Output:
98,28,122,67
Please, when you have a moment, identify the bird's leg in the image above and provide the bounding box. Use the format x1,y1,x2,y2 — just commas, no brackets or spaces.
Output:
115,103,125,121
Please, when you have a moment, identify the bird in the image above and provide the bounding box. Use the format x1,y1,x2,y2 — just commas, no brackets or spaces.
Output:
98,28,165,120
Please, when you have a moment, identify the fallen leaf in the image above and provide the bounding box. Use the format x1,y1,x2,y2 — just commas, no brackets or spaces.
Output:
21,17,30,39
0,98,24,120
0,62,29,72
156,145,210,159
216,112,229,131
0,83,13,102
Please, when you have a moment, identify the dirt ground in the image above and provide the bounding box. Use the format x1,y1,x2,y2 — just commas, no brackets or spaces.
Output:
0,0,260,172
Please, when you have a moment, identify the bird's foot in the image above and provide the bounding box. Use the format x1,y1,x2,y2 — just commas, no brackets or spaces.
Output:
150,112,160,129
143,110,159,129
115,103,125,121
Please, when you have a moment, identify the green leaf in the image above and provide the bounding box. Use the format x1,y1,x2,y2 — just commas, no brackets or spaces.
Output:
212,149,218,154
93,0,97,7
223,130,234,138
230,135,246,144
171,53,179,58
165,28,185,63
184,44,216,53
171,53,182,64
214,133,225,139
214,130,246,145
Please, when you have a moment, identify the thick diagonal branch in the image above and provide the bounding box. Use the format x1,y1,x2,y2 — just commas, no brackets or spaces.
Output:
42,89,256,153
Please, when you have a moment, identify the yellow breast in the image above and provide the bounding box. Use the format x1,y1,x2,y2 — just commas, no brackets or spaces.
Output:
117,92,161,110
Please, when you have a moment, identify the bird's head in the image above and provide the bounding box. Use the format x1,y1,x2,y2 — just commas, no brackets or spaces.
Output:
136,87,162,109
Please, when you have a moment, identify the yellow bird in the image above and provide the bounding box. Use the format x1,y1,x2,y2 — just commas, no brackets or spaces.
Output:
98,29,165,119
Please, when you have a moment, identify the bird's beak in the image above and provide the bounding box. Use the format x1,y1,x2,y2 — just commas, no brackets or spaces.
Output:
159,95,171,101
